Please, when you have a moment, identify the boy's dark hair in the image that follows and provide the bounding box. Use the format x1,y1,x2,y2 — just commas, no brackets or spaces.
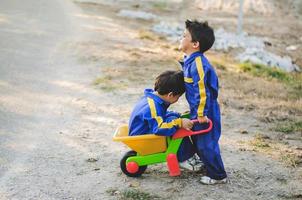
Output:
154,70,185,96
185,19,215,53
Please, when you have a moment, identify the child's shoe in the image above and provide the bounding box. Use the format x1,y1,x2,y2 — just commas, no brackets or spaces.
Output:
179,154,204,171
200,176,227,185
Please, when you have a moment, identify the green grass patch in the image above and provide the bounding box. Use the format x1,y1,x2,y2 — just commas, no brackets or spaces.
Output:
239,62,302,99
121,189,160,200
152,1,168,10
274,121,302,134
239,62,291,82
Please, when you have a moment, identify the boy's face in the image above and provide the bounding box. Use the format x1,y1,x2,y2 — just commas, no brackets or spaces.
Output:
179,29,199,55
166,93,181,104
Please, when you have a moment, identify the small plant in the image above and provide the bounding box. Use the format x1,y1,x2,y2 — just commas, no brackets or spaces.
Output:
239,62,302,99
120,189,160,200
93,75,113,85
138,30,157,41
239,62,291,82
152,1,168,10
106,188,119,196
280,153,300,168
249,133,270,148
275,121,302,134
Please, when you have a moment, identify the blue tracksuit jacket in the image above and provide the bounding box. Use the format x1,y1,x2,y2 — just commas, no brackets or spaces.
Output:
128,89,195,162
128,89,182,136
182,51,227,180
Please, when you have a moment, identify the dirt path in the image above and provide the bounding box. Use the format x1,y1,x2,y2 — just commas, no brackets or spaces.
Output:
0,0,115,199
0,0,301,199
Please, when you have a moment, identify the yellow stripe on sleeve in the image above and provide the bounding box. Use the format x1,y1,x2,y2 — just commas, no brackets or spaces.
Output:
184,77,193,83
147,97,163,127
195,57,206,117
147,97,182,128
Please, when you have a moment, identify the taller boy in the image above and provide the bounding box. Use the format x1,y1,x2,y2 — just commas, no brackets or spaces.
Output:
179,20,227,184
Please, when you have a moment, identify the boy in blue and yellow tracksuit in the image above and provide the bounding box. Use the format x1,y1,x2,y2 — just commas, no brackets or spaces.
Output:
179,20,227,184
129,70,195,162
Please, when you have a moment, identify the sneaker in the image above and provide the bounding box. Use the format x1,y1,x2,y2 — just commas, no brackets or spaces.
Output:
200,176,227,185
179,154,204,171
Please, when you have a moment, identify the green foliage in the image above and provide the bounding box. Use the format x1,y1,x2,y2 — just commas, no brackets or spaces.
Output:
239,62,291,81
152,1,168,10
239,62,302,99
287,72,302,99
121,189,160,200
275,121,302,134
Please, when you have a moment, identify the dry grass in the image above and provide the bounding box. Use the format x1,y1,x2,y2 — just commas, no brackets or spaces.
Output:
106,188,160,200
280,153,301,168
249,133,271,149
246,133,302,168
138,30,159,41
274,120,302,134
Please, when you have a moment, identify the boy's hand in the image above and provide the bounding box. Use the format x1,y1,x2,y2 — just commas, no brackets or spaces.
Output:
181,118,193,130
198,116,209,123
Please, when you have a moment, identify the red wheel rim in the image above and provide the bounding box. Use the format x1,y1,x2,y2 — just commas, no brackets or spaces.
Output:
126,162,139,173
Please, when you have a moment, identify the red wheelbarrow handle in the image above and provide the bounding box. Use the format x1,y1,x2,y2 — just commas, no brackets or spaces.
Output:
172,119,213,139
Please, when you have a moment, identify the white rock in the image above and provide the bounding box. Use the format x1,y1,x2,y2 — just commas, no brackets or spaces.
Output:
151,22,300,72
237,48,300,72
213,28,264,51
286,45,298,51
117,10,158,20
151,22,183,41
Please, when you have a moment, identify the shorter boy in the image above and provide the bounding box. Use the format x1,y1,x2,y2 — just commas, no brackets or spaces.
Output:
129,70,194,162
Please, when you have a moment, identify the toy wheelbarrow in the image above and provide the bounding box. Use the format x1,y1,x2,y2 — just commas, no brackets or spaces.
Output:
113,119,212,177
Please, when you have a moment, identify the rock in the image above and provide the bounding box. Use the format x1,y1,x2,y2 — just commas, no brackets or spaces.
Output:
214,28,264,51
261,135,271,139
240,129,248,134
151,21,183,41
236,48,300,72
239,147,247,151
151,23,301,72
117,10,158,20
286,45,299,51
129,181,140,188
264,41,272,46
132,4,140,8
86,158,98,162
195,0,277,14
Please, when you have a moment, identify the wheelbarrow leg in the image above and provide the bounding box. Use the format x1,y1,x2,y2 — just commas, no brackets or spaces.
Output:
166,154,180,176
